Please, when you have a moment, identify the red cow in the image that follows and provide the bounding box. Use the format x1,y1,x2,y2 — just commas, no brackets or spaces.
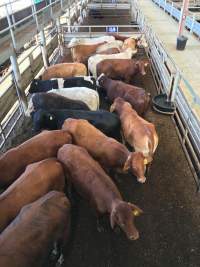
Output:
58,144,143,240
62,118,148,183
0,130,72,188
0,191,71,267
0,158,65,232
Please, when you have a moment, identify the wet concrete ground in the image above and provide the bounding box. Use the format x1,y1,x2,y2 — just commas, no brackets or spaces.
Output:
2,8,200,267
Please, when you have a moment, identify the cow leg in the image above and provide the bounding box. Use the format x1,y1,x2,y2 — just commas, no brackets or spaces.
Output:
146,162,152,176
120,129,126,145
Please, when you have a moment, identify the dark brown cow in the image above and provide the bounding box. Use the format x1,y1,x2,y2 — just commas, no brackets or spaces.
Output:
97,58,149,84
0,158,65,232
58,144,143,240
0,130,72,188
98,74,150,116
62,119,148,183
0,191,71,267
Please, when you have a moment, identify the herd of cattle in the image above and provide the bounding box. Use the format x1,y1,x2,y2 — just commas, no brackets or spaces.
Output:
0,34,159,266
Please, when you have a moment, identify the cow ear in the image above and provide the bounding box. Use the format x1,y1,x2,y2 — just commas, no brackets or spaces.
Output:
128,202,143,216
110,209,116,229
110,104,115,113
123,155,131,172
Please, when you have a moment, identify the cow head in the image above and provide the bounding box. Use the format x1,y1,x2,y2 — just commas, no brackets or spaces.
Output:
96,73,106,87
135,35,148,48
123,152,148,183
122,38,137,52
33,110,57,132
29,79,39,94
136,60,149,76
110,200,143,240
110,97,131,113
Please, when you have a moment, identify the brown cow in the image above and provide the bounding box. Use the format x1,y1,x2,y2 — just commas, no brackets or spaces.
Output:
111,97,159,168
62,118,148,183
97,74,150,116
0,158,65,232
58,144,143,240
42,63,87,80
97,58,149,84
71,43,105,64
0,130,72,188
0,191,71,267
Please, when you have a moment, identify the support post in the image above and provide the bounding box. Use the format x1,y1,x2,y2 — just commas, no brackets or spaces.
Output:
178,0,190,37
40,29,50,68
10,46,28,113
56,17,63,57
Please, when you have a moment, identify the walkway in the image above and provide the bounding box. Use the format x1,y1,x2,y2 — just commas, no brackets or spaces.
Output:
138,0,200,117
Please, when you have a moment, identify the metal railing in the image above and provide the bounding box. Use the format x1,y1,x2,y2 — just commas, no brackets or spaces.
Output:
0,26,59,150
62,24,141,39
132,0,200,187
152,0,200,38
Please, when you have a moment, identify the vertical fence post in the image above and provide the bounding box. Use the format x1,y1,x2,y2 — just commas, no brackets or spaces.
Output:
56,17,63,57
190,13,196,34
5,3,17,50
178,0,190,37
10,46,28,113
40,29,50,68
170,2,174,16
168,71,181,102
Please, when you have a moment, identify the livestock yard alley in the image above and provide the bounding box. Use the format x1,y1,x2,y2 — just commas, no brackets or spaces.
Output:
0,1,200,267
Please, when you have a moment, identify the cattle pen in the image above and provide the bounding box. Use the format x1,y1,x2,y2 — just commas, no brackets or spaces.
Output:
0,0,200,267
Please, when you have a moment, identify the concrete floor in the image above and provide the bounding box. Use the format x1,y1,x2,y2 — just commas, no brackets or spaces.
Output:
138,0,200,118
2,7,200,267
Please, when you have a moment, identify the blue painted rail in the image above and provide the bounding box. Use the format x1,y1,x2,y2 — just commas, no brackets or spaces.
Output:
152,0,200,37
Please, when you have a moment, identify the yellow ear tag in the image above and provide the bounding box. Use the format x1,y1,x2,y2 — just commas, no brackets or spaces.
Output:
144,158,148,165
133,210,140,217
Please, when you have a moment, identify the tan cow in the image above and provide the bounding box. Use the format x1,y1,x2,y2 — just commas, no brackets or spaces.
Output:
0,158,65,232
0,191,71,267
62,118,149,183
68,36,115,64
0,130,72,187
111,97,158,166
42,63,87,80
71,43,105,64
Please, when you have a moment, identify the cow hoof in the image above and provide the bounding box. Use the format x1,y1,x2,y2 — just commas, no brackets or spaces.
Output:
114,226,121,234
56,254,64,267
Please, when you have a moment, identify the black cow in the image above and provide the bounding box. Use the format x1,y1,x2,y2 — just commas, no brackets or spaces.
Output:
29,77,96,94
29,79,59,93
27,93,90,116
63,76,96,90
32,109,121,138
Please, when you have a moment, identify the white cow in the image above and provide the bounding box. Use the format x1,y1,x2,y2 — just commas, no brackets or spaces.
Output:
68,36,115,48
96,40,123,53
88,48,137,78
48,88,99,111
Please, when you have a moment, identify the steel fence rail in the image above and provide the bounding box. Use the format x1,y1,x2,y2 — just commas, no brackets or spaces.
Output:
132,0,200,186
152,0,200,37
